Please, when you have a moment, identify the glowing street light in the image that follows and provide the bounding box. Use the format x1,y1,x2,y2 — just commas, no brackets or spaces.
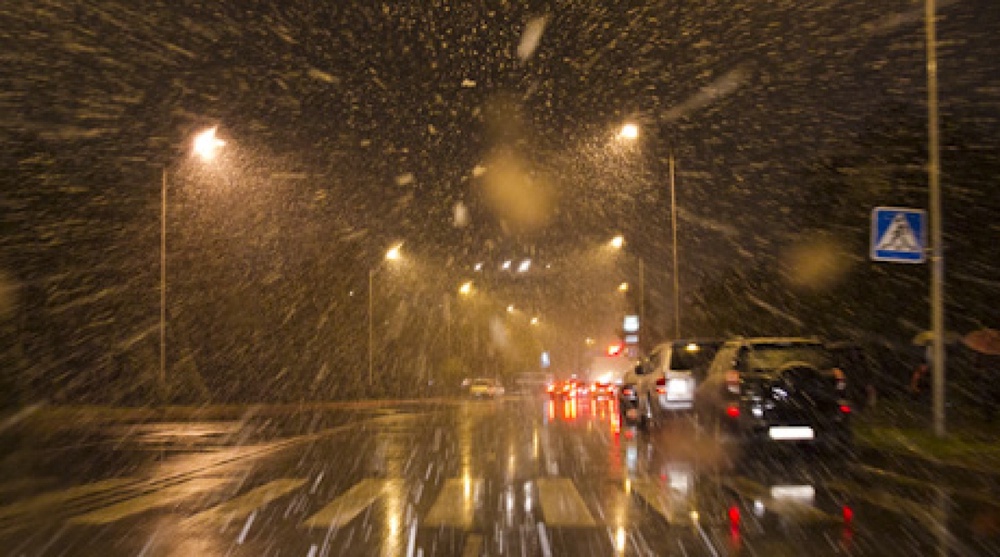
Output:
459,281,474,296
530,317,540,326
618,282,629,293
507,304,515,313
610,235,625,249
192,126,226,160
619,122,639,141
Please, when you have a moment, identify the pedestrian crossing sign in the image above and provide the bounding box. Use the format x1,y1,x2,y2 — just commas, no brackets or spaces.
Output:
871,207,926,263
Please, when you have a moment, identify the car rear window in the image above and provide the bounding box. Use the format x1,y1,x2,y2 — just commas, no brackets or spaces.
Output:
745,344,833,372
669,342,721,372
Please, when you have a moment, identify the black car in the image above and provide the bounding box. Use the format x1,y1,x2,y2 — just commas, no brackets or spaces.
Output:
694,337,852,448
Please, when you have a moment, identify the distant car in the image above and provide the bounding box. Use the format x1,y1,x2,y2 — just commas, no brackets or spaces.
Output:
588,381,615,399
695,337,852,448
468,378,504,399
624,339,722,426
547,378,585,399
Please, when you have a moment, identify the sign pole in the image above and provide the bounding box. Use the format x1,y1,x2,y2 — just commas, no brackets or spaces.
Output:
926,0,946,437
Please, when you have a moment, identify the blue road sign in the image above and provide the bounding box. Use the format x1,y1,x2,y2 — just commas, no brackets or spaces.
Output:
871,207,926,263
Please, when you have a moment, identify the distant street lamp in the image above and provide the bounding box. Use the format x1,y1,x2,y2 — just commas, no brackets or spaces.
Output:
609,235,644,334
160,126,225,398
459,281,474,297
369,243,404,387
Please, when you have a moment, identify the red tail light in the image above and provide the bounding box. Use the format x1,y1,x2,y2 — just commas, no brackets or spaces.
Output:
839,404,852,414
842,505,854,524
728,505,741,529
655,377,667,395
726,404,741,418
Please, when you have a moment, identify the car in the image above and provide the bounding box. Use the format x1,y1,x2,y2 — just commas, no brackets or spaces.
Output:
694,337,852,448
622,339,722,426
588,381,615,399
468,378,505,399
547,377,585,399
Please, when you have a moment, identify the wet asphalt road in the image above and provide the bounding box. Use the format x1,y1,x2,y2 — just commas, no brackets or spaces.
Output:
1,396,999,556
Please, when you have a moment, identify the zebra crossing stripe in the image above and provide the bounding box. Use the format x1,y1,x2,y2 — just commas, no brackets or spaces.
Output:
424,478,481,528
68,478,229,525
462,534,484,557
184,478,307,525
630,478,692,525
302,479,397,529
0,478,136,521
536,478,596,527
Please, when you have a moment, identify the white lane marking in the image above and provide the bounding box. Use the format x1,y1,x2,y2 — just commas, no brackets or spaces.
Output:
68,478,230,525
536,478,596,527
184,478,307,526
302,479,397,529
0,478,136,521
462,534,483,557
630,478,692,525
424,478,481,528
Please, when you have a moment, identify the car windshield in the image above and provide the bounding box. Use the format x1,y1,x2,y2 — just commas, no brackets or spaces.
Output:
3,2,999,555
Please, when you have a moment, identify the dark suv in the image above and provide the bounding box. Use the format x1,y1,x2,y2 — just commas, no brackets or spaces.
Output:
694,337,852,448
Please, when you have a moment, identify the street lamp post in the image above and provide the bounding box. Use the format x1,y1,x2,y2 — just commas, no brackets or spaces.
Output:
368,243,403,388
618,123,681,338
925,0,946,437
668,146,680,338
160,127,225,399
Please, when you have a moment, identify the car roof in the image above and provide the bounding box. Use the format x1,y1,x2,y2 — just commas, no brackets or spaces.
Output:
651,338,724,351
727,336,824,346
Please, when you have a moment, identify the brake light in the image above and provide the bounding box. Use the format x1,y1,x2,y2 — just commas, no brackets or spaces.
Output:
726,370,740,394
655,377,667,395
842,505,854,524
726,404,741,418
728,504,741,529
839,404,852,414
623,387,635,397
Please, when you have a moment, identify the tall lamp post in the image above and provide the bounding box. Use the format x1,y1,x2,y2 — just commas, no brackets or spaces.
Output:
160,127,225,397
618,123,681,337
368,243,403,387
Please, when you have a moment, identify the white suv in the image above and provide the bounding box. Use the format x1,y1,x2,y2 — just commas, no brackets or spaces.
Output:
626,339,721,425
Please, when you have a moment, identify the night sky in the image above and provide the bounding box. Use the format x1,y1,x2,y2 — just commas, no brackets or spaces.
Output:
1,0,998,400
